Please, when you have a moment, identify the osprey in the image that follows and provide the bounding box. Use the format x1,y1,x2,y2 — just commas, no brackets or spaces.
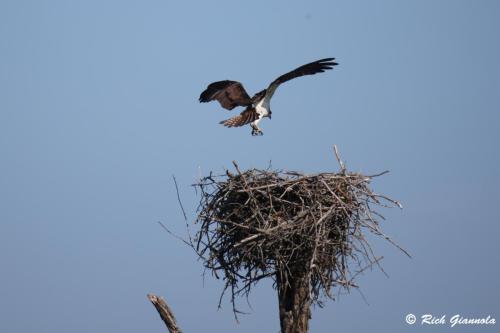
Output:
199,58,338,136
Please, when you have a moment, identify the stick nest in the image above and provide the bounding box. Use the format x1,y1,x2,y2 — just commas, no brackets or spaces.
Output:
193,157,405,311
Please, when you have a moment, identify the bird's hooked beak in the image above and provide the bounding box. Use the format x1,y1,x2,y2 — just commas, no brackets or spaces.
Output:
268,111,272,119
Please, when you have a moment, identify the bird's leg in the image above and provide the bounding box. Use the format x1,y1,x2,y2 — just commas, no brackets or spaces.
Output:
251,124,264,136
251,124,258,136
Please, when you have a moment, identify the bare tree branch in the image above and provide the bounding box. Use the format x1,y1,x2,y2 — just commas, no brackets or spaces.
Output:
147,294,183,333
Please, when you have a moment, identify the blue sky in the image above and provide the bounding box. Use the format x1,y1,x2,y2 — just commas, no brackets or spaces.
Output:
1,1,499,332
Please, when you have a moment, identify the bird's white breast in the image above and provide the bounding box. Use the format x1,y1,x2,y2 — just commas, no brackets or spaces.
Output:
255,98,270,117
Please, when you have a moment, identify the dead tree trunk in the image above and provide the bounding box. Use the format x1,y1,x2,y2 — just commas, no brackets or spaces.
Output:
276,270,312,333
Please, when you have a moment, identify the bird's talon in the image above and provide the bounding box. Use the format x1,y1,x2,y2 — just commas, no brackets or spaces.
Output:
251,129,263,136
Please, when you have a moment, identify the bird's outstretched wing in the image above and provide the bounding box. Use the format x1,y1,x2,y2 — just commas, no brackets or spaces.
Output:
199,80,252,110
264,58,338,100
219,108,260,127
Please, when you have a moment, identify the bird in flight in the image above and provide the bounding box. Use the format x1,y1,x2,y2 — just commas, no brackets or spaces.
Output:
199,58,338,136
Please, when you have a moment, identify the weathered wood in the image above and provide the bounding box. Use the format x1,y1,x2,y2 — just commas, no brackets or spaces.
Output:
277,271,312,333
147,294,183,333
